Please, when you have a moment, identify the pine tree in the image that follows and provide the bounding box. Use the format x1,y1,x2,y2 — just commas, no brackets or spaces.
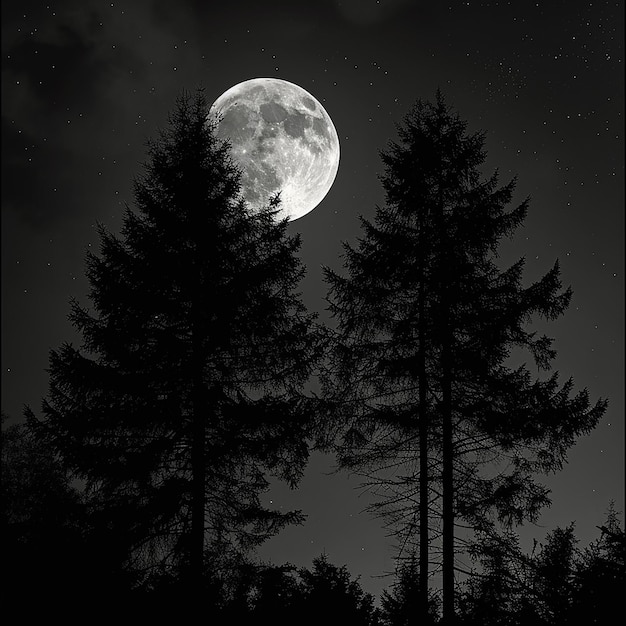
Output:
293,555,381,626
379,555,440,626
324,92,607,623
27,90,322,601
458,531,528,626
1,413,133,612
459,509,625,625
570,504,626,624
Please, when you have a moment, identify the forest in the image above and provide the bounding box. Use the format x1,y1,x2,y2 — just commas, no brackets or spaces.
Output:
2,90,623,624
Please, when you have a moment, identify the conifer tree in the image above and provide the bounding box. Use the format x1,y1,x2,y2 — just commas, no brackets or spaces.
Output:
324,92,607,623
570,505,625,623
458,509,625,625
379,555,440,626
27,90,322,601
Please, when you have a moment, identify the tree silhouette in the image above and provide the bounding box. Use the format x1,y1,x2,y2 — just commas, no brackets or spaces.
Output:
458,508,625,625
459,527,575,625
26,90,323,604
1,413,134,614
379,555,440,625
200,556,381,625
324,92,607,623
2,413,79,609
458,530,529,626
241,563,301,624
293,555,381,626
569,503,626,624
2,413,79,548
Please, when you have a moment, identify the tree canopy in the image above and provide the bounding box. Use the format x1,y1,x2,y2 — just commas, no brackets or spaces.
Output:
26,89,324,596
324,92,607,622
3,89,616,623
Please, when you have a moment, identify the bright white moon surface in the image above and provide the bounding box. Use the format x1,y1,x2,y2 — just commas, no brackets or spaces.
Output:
209,78,340,221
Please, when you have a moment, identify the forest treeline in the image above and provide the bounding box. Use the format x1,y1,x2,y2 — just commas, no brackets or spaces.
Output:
1,90,623,623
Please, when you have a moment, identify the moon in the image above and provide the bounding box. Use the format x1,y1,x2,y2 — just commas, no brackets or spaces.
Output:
209,78,340,221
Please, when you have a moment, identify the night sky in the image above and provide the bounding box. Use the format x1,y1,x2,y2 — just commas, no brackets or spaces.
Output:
2,0,623,600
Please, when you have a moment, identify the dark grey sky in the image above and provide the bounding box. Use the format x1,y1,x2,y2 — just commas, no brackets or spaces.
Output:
2,0,623,599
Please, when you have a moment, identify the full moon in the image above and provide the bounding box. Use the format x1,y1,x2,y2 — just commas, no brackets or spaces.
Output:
209,78,340,221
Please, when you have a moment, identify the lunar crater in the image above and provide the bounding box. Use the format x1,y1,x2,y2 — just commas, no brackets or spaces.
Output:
260,102,288,123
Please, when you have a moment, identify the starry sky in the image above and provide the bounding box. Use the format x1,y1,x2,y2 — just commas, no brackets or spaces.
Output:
2,0,623,600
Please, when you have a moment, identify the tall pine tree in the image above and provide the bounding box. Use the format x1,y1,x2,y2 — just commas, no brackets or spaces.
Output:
27,90,322,601
324,92,607,623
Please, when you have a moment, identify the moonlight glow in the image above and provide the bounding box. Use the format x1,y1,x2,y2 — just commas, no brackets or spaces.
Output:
209,78,340,221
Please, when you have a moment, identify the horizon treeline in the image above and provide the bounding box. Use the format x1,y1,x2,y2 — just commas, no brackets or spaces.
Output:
2,89,623,624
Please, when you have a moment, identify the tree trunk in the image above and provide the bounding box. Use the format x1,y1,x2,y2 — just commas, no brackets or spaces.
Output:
418,267,430,621
190,244,206,606
441,265,455,623
190,373,206,602
440,183,455,623
418,375,430,620
441,355,454,623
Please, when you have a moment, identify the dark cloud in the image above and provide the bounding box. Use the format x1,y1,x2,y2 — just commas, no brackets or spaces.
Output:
6,28,100,112
2,3,149,114
1,1,159,229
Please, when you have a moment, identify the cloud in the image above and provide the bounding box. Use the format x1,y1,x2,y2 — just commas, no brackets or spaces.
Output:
1,1,160,229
